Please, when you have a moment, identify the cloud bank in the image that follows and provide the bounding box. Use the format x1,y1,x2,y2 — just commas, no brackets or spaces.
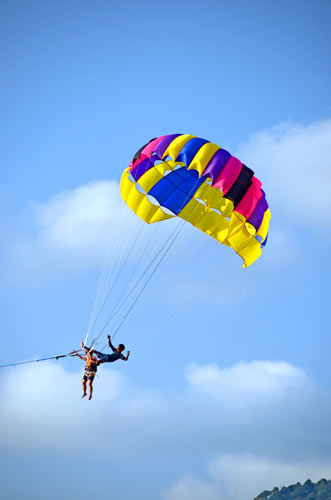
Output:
185,360,310,401
235,119,331,225
1,359,330,497
6,180,132,274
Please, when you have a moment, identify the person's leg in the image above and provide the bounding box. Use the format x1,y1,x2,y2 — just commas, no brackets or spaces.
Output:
88,378,94,400
82,377,87,398
81,342,100,357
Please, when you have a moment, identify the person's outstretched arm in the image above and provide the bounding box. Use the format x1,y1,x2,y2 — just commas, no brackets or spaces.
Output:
81,341,89,353
73,350,87,362
107,335,116,352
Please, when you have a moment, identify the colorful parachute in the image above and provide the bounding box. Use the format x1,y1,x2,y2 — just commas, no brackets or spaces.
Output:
121,134,271,267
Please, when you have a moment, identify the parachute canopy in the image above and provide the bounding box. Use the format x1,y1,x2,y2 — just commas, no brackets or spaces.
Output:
121,134,271,267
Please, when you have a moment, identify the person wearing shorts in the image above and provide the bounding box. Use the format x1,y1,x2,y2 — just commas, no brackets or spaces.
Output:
73,350,101,400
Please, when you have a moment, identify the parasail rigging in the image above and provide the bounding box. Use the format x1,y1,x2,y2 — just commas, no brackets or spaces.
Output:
84,133,271,353
1,133,271,369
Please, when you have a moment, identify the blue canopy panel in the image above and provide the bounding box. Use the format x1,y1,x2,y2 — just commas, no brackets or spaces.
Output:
148,167,205,215
261,233,268,247
175,137,209,166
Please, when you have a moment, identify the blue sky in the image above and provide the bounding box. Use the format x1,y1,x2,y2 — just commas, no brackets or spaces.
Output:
1,1,331,499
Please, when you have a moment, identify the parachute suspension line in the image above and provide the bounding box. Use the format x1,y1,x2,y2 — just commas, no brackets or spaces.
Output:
109,217,187,341
91,170,209,350
86,199,145,348
130,250,219,348
87,164,166,348
127,231,209,313
87,205,137,345
88,216,165,350
130,251,234,351
102,174,211,336
94,174,209,349
97,216,186,349
102,220,162,326
85,201,128,345
96,219,181,339
97,164,172,330
93,202,133,315
97,218,187,352
105,169,207,330
98,206,138,303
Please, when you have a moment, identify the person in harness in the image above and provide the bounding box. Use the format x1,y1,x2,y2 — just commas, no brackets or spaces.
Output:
73,349,101,400
81,335,130,363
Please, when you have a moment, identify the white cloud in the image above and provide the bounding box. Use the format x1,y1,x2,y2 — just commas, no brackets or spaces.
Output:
32,179,142,269
2,180,129,277
0,359,329,459
5,179,198,276
37,180,122,255
161,474,221,500
1,358,331,499
161,455,331,500
185,360,310,403
235,119,331,226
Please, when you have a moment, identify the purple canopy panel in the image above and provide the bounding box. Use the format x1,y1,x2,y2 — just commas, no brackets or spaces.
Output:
201,148,231,183
153,134,182,159
131,158,155,181
247,190,268,231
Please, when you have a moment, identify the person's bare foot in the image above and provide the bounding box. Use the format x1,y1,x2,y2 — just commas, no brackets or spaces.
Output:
88,394,92,400
81,393,87,398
